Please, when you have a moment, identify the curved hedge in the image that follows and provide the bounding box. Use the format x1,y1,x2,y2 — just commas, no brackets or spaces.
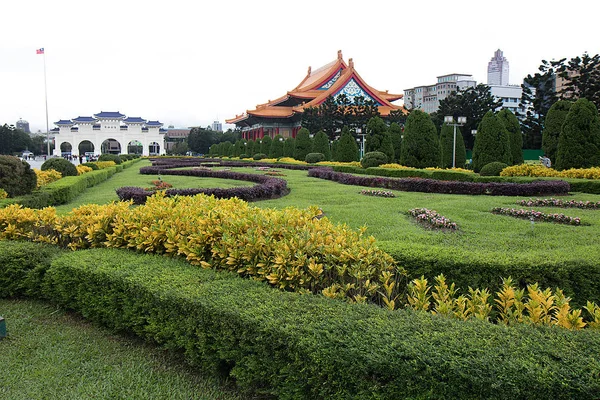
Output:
308,168,570,196
2,242,600,399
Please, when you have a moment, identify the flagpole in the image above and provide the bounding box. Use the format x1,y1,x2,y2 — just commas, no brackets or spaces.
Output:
43,50,50,156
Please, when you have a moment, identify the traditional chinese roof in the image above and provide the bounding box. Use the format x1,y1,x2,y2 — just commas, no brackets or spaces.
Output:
145,120,163,127
227,51,405,125
54,119,74,125
72,116,97,123
159,128,167,133
123,117,146,124
94,111,126,119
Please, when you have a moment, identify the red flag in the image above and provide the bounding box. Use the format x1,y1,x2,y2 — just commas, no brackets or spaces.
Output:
36,48,44,54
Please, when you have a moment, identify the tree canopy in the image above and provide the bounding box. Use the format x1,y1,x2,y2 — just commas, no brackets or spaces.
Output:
0,124,33,155
472,111,512,171
542,100,572,164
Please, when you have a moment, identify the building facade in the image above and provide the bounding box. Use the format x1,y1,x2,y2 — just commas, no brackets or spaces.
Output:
488,85,525,114
51,111,166,157
16,118,31,134
227,51,405,140
403,74,476,113
487,49,510,86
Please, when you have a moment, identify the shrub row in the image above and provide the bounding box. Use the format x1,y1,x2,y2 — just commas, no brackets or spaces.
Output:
2,242,599,399
333,165,600,194
148,157,317,171
309,168,570,196
117,166,289,204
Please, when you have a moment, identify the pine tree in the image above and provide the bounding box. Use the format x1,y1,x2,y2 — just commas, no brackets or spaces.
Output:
542,100,572,165
259,136,272,155
312,131,332,160
283,137,295,157
439,123,466,168
335,127,359,162
472,111,512,172
294,128,313,161
497,108,523,165
555,98,600,170
269,135,284,158
399,110,440,168
388,122,403,163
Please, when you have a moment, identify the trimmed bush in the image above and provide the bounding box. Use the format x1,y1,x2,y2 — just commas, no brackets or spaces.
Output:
335,127,359,162
543,100,572,165
41,157,78,177
360,151,388,169
305,152,325,164
98,154,122,165
472,111,512,172
555,98,600,170
239,153,249,159
399,110,440,168
312,131,331,161
293,128,313,161
480,161,509,176
498,108,524,165
439,123,467,169
80,162,99,170
270,135,285,158
253,153,267,160
0,155,37,197
283,137,295,158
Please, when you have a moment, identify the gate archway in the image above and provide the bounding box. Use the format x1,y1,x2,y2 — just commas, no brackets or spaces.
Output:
101,138,122,154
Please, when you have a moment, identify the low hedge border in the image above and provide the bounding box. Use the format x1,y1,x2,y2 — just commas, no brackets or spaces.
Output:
333,166,600,194
148,157,317,171
0,158,140,209
116,164,289,204
310,168,570,196
2,242,599,399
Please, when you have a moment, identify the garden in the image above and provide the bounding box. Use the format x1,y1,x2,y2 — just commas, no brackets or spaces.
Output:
2,150,600,399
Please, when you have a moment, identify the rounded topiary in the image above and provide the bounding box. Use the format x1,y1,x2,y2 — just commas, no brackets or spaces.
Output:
479,161,508,176
239,154,249,159
360,151,388,169
0,155,37,197
81,162,99,170
98,154,122,164
305,153,325,164
41,157,78,177
253,153,267,160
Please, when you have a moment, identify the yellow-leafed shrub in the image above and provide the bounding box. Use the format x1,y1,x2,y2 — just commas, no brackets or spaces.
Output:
0,194,401,308
34,168,63,188
425,167,475,174
90,161,116,169
379,163,413,169
316,161,362,167
0,188,7,199
278,157,308,165
76,165,93,175
501,164,600,179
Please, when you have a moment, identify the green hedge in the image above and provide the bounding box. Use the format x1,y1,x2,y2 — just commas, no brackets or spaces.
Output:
2,243,599,399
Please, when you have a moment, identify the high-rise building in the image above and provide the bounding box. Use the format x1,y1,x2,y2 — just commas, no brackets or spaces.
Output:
16,118,30,133
211,120,223,132
487,49,510,86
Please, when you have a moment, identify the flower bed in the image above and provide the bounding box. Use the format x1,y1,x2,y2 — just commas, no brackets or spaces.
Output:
309,168,570,196
518,198,600,209
491,207,582,225
359,189,395,198
408,208,457,231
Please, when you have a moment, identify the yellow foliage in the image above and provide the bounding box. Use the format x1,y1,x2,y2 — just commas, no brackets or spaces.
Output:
501,164,600,180
34,168,62,187
278,157,308,165
0,189,7,199
316,161,362,167
379,163,412,169
90,161,117,169
76,165,93,175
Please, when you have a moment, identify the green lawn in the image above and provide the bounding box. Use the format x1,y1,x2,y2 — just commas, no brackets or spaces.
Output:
0,299,247,400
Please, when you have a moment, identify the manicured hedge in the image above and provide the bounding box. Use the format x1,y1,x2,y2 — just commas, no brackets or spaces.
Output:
310,168,570,196
3,243,599,399
117,166,289,204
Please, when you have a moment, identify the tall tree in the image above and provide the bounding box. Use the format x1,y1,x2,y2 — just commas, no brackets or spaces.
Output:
283,137,295,158
245,140,255,156
555,98,600,170
497,108,523,165
270,135,285,158
542,100,572,165
335,127,359,162
0,124,33,155
439,123,466,169
434,84,502,149
555,52,600,109
388,122,403,163
472,111,512,171
187,128,215,154
259,135,272,155
400,110,440,168
294,128,313,161
365,116,393,161
312,131,331,160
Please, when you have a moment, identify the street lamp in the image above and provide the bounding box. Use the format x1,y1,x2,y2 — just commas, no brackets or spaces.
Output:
444,116,467,168
356,128,367,158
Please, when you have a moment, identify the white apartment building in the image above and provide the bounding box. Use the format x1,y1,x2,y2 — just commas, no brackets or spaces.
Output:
404,73,476,113
489,85,525,114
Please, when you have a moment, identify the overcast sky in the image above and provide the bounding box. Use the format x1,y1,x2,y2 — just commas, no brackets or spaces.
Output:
1,0,599,133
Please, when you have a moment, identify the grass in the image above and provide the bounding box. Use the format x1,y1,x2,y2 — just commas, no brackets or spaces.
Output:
0,298,248,400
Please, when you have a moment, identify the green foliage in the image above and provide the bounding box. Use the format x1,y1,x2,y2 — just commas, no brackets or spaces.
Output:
283,137,295,158
521,65,558,149
555,98,600,170
335,127,359,162
400,110,440,168
497,108,524,165
360,151,388,169
233,139,244,157
543,100,573,165
555,52,600,109
388,122,403,163
439,123,467,168
479,162,509,176
0,156,37,197
0,124,33,155
187,128,215,154
366,117,394,162
10,247,600,399
259,136,272,155
41,157,78,177
305,153,325,164
293,128,313,161
245,140,255,157
312,131,331,160
269,135,285,158
167,141,189,156
98,154,122,165
472,111,512,172
221,141,233,157
253,153,267,160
